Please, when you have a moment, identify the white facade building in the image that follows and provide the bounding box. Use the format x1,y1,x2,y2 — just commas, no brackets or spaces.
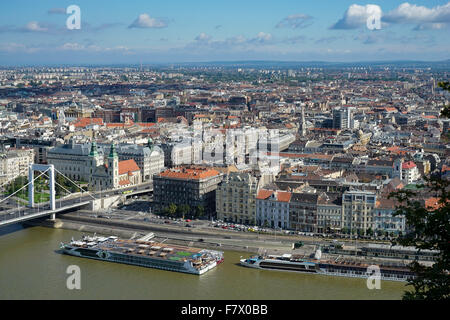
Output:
256,190,292,229
0,148,35,184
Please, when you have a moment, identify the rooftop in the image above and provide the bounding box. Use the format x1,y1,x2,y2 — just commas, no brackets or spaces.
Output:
402,161,417,170
119,159,140,175
157,167,221,180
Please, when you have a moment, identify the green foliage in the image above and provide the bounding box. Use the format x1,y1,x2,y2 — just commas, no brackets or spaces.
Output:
386,80,450,300
177,204,190,219
168,203,177,216
5,176,27,195
438,81,450,118
389,177,450,300
55,173,86,196
194,205,205,219
161,203,178,217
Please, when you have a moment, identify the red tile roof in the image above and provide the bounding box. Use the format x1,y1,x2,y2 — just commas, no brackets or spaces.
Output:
119,159,140,175
106,122,133,128
158,167,221,180
256,190,291,202
119,179,131,186
386,146,411,156
402,161,416,170
424,197,446,211
73,117,104,128
136,122,156,127
276,191,292,202
256,189,274,200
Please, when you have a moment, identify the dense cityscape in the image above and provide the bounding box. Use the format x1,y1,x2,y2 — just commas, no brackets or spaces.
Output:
1,64,448,237
1,0,449,307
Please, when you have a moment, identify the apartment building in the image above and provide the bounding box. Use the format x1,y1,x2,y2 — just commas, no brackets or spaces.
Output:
0,148,34,184
342,190,377,235
374,198,405,235
161,141,200,167
216,171,260,225
317,193,342,233
153,166,223,217
256,189,291,229
289,193,320,232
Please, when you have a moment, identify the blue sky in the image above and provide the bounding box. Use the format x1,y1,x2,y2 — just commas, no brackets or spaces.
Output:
0,0,449,65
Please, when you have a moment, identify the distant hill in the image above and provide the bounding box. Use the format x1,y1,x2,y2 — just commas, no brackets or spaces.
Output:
152,59,450,69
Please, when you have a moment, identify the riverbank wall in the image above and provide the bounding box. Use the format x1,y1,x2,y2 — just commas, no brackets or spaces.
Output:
24,217,263,254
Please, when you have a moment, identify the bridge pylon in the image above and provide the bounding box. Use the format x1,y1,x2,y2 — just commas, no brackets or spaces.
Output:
28,164,56,219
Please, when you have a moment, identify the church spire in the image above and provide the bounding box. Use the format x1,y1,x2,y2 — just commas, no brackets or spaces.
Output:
89,141,99,157
108,143,118,158
147,137,153,150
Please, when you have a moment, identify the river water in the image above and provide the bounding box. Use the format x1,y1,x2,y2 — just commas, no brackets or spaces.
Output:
0,224,406,300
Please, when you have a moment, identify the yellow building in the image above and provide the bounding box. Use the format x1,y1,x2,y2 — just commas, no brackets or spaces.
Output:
216,171,268,225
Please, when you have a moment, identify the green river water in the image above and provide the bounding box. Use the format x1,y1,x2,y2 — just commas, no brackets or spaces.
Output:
0,224,406,300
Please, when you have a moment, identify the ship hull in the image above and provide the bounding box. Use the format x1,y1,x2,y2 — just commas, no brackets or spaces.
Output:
240,258,413,282
61,242,220,275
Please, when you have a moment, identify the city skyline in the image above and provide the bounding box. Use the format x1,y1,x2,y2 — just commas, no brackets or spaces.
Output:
0,0,450,65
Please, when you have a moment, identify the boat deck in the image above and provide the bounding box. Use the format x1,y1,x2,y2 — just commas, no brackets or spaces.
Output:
319,258,412,272
73,237,209,263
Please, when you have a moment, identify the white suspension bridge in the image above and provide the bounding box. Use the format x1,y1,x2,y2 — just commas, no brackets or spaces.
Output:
0,164,153,227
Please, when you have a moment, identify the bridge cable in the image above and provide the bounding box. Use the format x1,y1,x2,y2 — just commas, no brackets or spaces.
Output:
0,168,50,205
53,168,96,200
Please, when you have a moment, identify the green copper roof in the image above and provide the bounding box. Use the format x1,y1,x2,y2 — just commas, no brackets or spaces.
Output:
147,137,153,150
89,141,99,157
109,143,118,158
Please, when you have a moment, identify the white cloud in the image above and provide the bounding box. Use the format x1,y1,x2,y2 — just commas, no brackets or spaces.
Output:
276,14,313,29
57,43,130,53
332,2,450,31
413,23,448,30
383,2,450,24
252,32,272,43
384,2,450,30
195,33,212,42
23,21,48,32
60,43,85,51
190,32,275,50
129,14,168,29
0,42,26,52
330,4,382,29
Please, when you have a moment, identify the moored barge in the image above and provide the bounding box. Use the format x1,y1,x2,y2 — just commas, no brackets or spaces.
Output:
240,251,415,282
60,235,224,275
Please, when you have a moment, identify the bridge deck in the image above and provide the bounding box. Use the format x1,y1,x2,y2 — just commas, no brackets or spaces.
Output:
0,183,153,227
0,201,90,227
